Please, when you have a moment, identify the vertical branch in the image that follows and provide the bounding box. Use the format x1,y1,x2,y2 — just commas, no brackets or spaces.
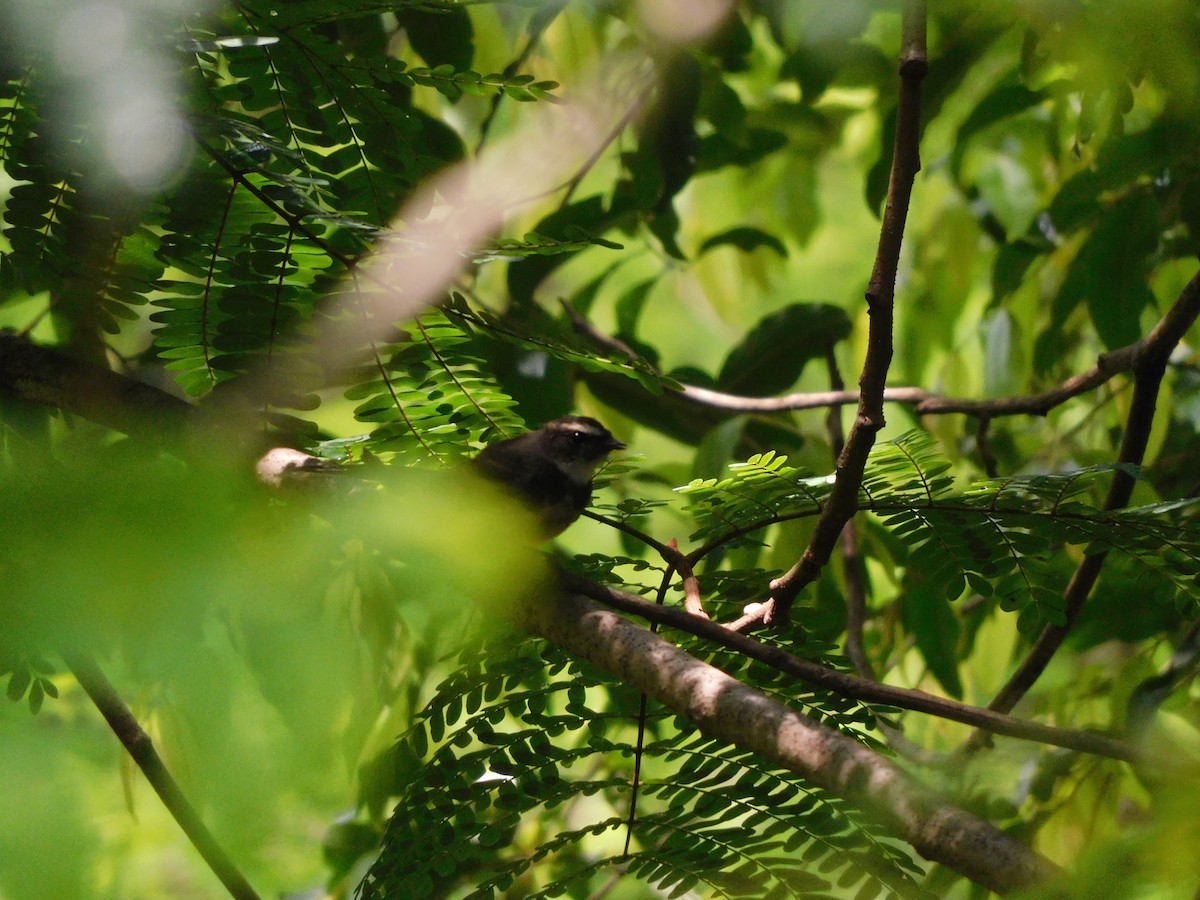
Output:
622,559,678,858
823,345,873,677
759,1,928,626
965,271,1200,737
829,347,952,767
63,651,262,900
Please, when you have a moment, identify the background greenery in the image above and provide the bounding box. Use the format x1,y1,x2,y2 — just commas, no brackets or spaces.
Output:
2,0,1200,897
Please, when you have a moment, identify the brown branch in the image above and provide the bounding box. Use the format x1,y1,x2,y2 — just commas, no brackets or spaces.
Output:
822,346,874,678
0,332,194,444
678,383,921,411
669,539,707,619
975,415,999,478
581,511,709,619
63,651,261,900
564,574,1136,762
681,573,705,617
674,337,1142,418
763,2,927,626
520,581,1061,894
841,519,874,675
967,266,1200,741
0,332,316,461
561,298,641,362
914,346,1134,415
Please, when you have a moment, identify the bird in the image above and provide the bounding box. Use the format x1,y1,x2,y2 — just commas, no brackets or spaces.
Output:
254,416,625,537
472,416,626,538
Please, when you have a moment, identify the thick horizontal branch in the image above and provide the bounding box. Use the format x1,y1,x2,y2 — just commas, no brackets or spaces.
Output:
0,332,192,443
515,584,1059,895
564,574,1136,762
0,333,314,460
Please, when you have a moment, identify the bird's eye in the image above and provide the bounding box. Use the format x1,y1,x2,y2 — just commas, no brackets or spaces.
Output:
570,431,587,443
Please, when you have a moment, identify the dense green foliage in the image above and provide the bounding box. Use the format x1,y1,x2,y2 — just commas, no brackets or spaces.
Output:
3,1,1200,898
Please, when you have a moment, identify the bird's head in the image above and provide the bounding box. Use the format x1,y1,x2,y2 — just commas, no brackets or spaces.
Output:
535,416,626,484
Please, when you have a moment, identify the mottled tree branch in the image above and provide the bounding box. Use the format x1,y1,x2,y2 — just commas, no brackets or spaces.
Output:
519,583,1060,895
563,573,1135,762
0,332,192,444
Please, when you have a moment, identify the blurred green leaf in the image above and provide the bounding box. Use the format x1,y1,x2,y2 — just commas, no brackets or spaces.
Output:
717,303,852,396
396,8,474,72
1055,192,1159,349
698,227,788,258
901,569,965,700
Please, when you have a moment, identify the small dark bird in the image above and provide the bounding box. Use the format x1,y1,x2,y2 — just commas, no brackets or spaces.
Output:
473,416,626,537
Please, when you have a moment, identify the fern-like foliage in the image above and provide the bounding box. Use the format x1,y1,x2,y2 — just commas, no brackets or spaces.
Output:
445,295,669,394
473,230,623,264
353,433,1200,896
0,1,588,419
680,431,1200,634
345,308,526,460
360,633,929,900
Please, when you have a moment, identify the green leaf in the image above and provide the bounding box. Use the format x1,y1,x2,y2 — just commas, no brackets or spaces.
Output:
717,303,852,396
1054,192,1159,349
5,665,30,702
901,568,965,699
698,226,788,258
396,8,474,71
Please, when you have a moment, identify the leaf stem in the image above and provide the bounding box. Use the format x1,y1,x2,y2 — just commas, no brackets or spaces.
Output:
63,651,262,900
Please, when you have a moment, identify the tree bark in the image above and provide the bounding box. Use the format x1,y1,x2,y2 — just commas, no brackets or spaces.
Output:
516,588,1059,896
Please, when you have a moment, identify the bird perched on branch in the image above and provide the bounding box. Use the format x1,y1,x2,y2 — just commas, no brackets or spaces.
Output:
473,416,626,538
256,416,626,539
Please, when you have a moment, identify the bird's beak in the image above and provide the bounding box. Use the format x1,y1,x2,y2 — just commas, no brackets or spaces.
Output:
607,436,627,452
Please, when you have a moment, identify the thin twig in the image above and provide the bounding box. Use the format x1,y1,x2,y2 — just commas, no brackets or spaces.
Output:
975,415,998,478
582,510,681,565
557,97,645,210
622,691,651,859
675,337,1144,419
762,1,928,626
622,556,679,858
63,651,262,900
